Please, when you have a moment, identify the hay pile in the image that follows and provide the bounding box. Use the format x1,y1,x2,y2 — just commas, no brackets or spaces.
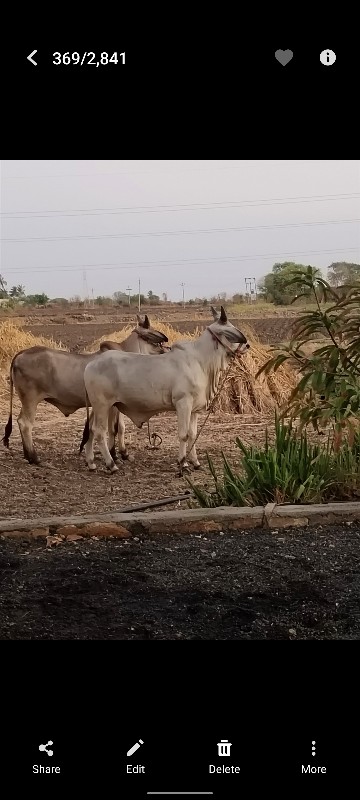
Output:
0,320,62,368
88,321,201,353
88,321,297,416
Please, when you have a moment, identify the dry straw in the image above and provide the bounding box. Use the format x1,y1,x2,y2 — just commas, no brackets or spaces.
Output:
0,319,296,415
0,320,62,367
88,320,297,416
0,321,63,401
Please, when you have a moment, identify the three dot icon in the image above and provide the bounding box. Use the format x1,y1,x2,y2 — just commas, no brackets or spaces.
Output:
312,741,316,757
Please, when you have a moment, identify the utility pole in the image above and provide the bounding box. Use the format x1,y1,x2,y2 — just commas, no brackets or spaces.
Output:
83,270,89,307
180,282,185,308
91,288,94,307
245,277,257,303
138,278,141,312
126,287,132,307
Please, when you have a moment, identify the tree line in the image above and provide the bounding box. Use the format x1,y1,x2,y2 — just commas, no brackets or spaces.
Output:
1,261,359,309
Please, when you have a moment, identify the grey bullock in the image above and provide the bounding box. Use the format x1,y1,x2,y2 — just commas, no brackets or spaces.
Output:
2,315,169,465
81,306,249,474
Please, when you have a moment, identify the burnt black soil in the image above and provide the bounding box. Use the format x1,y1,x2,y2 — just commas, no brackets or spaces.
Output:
1,524,359,640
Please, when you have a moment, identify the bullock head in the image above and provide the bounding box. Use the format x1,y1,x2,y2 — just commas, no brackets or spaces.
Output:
209,306,249,355
135,314,170,354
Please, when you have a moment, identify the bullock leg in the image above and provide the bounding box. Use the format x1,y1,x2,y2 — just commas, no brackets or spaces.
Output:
175,398,192,476
117,413,134,462
107,406,119,462
84,410,96,470
88,408,119,473
107,408,132,462
187,412,201,468
17,395,40,465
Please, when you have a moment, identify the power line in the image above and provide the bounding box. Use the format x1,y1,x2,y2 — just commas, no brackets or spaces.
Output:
2,218,359,244
3,247,359,276
2,192,359,219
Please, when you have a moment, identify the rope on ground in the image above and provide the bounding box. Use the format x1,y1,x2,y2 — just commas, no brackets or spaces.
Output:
146,421,163,449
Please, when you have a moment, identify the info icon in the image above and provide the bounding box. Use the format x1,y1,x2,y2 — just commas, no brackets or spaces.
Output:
320,49,336,66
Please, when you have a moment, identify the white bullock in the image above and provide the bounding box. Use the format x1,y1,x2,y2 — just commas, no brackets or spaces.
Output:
81,306,249,474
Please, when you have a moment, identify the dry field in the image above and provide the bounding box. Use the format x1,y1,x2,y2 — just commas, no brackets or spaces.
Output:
0,312,298,521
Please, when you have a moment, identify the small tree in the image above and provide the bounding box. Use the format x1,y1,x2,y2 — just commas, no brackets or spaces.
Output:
0,274,8,299
25,293,49,306
257,266,360,441
147,290,160,304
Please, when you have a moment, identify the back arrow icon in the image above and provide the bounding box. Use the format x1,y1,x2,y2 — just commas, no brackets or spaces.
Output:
27,50,38,66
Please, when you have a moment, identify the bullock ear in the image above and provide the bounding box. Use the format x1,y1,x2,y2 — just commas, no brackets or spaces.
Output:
210,306,219,321
136,314,150,329
220,306,227,324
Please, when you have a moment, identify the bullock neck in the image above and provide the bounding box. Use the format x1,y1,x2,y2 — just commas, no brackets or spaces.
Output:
120,330,143,353
194,328,229,373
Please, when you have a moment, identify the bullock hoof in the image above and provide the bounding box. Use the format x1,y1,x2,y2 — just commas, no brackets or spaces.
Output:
177,461,191,477
192,463,202,470
87,462,97,471
121,452,134,463
26,454,40,466
108,463,119,473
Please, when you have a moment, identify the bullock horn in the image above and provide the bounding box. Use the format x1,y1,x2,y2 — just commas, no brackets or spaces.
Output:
210,306,219,321
136,314,142,325
143,314,150,329
220,306,227,324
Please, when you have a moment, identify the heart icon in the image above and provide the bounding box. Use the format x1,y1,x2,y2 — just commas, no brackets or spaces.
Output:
275,49,293,66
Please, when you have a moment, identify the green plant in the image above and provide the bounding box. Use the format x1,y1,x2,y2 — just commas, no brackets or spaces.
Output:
188,415,360,508
257,267,360,439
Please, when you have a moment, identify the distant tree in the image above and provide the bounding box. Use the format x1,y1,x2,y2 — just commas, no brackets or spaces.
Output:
69,295,82,304
0,274,8,298
147,290,160,304
259,262,323,305
51,297,69,306
202,298,208,306
327,262,360,287
25,293,49,306
113,291,128,305
9,284,25,298
232,293,245,304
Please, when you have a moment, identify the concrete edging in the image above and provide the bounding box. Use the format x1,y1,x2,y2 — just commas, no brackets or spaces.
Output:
1,501,360,542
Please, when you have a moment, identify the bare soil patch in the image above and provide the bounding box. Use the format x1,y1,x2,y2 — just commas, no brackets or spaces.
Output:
1,524,359,639
21,317,295,351
0,400,269,519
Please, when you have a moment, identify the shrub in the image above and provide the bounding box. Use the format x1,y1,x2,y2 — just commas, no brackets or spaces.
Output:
189,416,360,507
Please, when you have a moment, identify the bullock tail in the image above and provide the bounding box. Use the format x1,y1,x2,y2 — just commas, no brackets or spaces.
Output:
2,358,15,448
79,389,91,453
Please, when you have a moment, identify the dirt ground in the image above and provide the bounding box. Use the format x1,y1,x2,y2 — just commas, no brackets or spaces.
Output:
22,317,295,350
0,402,268,519
1,523,359,640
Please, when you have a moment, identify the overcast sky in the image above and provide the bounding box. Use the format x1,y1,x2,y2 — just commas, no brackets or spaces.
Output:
1,160,359,300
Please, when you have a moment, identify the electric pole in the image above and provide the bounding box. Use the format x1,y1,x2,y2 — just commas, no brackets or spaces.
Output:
138,278,141,312
180,282,185,308
126,287,132,307
82,270,89,307
245,277,257,303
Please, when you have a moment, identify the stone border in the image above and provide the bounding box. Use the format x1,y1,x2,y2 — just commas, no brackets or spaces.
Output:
1,501,360,541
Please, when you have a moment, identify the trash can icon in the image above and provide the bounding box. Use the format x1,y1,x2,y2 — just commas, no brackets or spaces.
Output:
217,739,232,757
